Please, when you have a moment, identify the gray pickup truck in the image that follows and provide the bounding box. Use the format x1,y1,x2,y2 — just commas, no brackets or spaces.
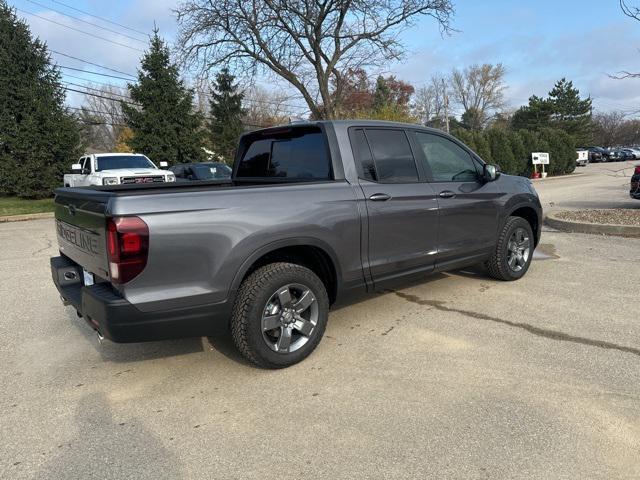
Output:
51,121,542,368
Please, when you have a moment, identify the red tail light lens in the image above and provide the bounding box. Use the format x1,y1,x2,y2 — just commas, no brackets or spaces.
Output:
635,165,640,175
106,216,149,284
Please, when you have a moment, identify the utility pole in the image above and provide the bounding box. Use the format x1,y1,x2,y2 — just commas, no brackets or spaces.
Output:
442,78,450,134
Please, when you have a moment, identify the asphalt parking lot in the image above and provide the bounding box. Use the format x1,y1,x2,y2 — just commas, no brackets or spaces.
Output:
1,162,639,479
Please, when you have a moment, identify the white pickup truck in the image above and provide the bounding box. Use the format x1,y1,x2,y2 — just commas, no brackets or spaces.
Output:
63,153,175,187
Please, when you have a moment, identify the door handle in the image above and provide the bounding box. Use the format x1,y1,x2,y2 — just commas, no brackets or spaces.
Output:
369,193,391,202
439,190,456,199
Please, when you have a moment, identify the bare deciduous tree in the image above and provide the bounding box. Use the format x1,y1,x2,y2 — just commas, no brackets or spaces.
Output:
592,110,636,147
621,0,640,21
450,63,506,128
412,73,447,125
612,1,640,78
176,0,454,119
78,84,129,152
243,86,296,128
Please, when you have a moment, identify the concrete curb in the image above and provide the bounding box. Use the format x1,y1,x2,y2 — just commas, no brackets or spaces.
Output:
545,211,640,237
0,212,54,223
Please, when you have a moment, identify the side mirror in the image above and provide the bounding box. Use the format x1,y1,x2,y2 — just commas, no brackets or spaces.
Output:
483,164,500,182
159,161,168,169
71,163,82,173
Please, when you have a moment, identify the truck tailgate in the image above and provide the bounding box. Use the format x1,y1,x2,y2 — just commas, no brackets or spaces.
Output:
55,190,110,280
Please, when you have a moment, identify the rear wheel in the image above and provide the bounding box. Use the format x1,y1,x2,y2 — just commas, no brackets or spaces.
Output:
485,216,534,281
230,262,329,368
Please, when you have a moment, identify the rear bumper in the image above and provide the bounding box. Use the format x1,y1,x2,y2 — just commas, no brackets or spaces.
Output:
51,255,230,342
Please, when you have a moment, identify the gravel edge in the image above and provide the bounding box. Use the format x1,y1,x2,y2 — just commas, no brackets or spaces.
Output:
545,211,640,237
0,212,54,223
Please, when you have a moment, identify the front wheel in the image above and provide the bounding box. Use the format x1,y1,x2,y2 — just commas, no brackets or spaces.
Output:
485,216,534,281
230,262,329,368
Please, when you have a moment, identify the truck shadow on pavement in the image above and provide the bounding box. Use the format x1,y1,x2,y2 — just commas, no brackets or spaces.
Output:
35,392,182,480
66,311,205,364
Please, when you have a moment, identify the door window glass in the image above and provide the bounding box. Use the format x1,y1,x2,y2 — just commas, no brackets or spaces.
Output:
415,132,479,182
349,129,377,181
364,129,419,183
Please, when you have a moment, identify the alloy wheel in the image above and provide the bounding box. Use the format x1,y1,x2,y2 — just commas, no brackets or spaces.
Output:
506,227,531,272
261,283,318,353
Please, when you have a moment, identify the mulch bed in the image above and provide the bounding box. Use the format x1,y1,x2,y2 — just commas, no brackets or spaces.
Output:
555,209,640,227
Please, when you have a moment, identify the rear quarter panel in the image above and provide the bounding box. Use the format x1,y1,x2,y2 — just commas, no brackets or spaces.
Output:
113,182,363,312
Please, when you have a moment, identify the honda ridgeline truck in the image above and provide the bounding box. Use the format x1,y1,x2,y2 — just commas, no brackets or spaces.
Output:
51,121,542,368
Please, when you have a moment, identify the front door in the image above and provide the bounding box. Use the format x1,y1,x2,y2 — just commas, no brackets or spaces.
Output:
349,128,439,284
77,157,91,186
411,130,500,268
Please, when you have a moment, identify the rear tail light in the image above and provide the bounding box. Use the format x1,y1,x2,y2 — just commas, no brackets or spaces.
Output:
106,216,149,284
634,166,640,175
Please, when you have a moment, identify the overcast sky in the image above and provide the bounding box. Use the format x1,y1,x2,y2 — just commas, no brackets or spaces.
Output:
10,0,640,116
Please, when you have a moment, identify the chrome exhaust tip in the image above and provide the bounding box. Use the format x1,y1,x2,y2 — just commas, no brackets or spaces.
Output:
96,331,104,345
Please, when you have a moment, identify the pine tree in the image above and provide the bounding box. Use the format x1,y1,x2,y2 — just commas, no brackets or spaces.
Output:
0,1,81,198
122,31,204,165
372,76,392,110
208,68,245,164
511,79,592,145
461,107,484,131
547,78,592,145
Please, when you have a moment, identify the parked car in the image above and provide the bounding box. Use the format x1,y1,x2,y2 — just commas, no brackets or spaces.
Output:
586,147,606,163
608,149,632,162
51,121,542,368
622,148,640,160
631,165,640,199
169,162,232,181
576,149,589,167
63,153,174,187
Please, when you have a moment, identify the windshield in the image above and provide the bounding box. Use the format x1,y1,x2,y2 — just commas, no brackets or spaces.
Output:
95,155,156,172
192,163,232,179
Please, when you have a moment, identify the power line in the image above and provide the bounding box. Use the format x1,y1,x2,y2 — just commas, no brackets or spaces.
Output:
17,8,144,52
59,68,308,111
51,52,308,113
51,51,309,112
59,65,133,82
68,105,125,118
66,91,273,129
52,51,136,77
63,81,130,100
49,0,149,37
25,0,147,44
62,86,141,106
60,71,127,86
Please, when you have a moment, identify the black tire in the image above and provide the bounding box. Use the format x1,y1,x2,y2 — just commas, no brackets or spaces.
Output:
485,216,534,281
230,262,329,368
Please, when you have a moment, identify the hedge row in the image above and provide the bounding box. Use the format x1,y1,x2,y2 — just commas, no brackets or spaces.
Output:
452,128,576,177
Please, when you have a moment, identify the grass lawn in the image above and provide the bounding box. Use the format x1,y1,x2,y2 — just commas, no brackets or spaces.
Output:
0,196,55,216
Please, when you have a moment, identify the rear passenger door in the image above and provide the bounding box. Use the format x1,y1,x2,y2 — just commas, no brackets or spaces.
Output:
349,128,439,284
411,131,500,267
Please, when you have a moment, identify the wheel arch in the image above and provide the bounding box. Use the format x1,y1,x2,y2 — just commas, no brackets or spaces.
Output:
507,204,541,246
229,238,342,306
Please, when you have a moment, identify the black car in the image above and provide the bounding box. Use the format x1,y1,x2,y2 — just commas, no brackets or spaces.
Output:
631,165,640,199
169,162,232,181
586,147,607,163
608,149,632,162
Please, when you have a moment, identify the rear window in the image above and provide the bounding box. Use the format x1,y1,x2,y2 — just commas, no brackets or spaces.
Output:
236,127,331,180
